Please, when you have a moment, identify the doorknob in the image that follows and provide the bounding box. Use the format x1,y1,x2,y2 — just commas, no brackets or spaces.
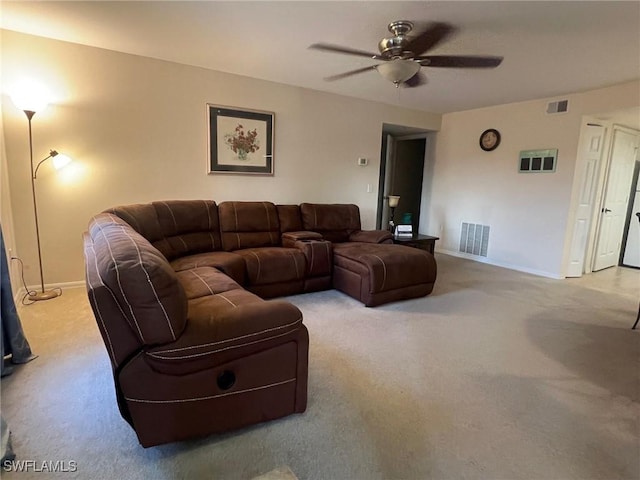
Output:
601,208,612,213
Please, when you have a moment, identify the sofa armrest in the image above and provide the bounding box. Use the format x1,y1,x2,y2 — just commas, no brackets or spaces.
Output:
282,231,323,248
349,230,393,244
282,234,333,277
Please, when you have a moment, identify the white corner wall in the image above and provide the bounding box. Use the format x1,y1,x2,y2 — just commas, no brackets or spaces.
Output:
428,81,640,278
1,100,21,295
0,30,441,286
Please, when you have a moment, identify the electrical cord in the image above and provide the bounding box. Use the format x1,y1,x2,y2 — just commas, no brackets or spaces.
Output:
11,256,35,305
10,256,62,305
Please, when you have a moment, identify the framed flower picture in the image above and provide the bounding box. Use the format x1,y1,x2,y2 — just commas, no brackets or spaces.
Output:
208,104,274,175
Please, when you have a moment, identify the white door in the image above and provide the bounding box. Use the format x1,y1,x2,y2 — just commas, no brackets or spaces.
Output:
566,124,606,277
593,128,640,271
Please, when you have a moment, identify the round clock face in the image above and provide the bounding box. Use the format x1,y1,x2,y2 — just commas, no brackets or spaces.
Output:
480,129,501,151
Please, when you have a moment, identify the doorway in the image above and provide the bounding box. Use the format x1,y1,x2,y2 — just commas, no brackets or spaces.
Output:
377,124,431,232
592,126,640,271
567,112,640,277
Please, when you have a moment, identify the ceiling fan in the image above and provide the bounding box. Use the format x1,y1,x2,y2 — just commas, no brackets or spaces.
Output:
309,20,503,88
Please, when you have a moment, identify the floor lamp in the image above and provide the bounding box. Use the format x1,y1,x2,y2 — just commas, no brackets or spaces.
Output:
11,93,71,302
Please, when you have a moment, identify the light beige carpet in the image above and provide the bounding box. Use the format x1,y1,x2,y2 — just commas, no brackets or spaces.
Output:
2,254,639,479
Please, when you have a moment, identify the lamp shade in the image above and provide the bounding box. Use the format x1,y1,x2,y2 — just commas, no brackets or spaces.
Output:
10,81,50,113
388,195,400,208
52,153,72,170
377,60,420,84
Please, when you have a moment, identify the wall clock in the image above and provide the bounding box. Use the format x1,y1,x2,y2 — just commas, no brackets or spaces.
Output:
479,129,501,151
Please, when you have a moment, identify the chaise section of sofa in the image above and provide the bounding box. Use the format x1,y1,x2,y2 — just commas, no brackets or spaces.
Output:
331,241,437,307
84,210,308,447
300,203,437,306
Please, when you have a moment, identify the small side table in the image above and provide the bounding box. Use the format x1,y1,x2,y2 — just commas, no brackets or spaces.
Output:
392,234,439,254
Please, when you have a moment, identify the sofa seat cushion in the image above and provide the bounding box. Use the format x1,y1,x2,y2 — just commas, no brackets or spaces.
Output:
236,247,306,286
176,267,242,300
170,251,245,285
144,291,303,375
333,242,436,293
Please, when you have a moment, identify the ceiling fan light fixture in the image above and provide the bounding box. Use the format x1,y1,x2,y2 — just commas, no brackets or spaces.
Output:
376,59,420,85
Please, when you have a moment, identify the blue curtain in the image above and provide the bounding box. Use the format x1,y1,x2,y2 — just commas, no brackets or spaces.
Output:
1,227,37,463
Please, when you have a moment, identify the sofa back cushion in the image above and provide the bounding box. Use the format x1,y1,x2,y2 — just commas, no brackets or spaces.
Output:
151,200,221,259
87,213,188,347
106,202,165,245
277,204,304,233
300,203,361,243
218,201,281,251
107,200,220,260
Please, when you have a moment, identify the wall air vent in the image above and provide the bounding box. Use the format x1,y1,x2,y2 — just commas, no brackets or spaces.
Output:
546,100,569,114
459,223,490,257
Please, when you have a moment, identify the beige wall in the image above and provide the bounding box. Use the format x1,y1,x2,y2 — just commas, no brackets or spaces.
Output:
1,104,21,295
427,81,640,278
0,30,441,286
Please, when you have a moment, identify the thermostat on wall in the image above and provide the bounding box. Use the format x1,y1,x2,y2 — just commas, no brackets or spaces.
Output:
357,158,368,166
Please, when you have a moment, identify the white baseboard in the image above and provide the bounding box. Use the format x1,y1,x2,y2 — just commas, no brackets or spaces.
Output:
436,248,564,280
14,281,85,305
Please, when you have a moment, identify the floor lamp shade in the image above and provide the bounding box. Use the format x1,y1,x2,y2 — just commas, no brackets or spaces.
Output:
10,82,49,114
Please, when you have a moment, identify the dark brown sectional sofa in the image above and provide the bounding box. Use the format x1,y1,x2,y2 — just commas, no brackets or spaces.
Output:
83,200,437,447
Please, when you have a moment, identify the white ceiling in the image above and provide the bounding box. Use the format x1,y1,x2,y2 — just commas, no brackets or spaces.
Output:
1,1,639,115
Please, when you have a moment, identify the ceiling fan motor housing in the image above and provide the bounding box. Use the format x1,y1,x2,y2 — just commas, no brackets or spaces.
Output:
378,20,414,58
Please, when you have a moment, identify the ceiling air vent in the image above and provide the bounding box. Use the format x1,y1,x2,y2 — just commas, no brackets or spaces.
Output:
546,100,569,114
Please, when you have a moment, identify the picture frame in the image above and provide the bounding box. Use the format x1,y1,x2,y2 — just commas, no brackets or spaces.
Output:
207,104,274,175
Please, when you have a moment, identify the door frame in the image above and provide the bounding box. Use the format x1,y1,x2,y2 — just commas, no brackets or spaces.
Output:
589,125,640,271
376,134,395,229
571,123,640,275
377,125,433,231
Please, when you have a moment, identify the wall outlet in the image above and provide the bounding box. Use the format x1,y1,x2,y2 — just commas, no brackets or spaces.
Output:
357,158,368,166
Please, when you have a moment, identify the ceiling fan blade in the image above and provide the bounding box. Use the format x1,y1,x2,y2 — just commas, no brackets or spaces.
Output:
404,22,457,56
402,71,427,88
309,43,383,60
324,65,378,82
419,55,503,68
